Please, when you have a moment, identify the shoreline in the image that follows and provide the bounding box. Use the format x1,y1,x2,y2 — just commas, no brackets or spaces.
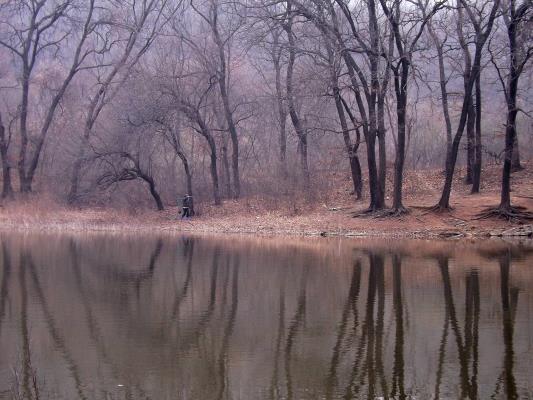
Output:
1,207,532,240
1,163,532,240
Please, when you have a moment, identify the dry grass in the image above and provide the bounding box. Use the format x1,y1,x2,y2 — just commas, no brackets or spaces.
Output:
1,163,532,239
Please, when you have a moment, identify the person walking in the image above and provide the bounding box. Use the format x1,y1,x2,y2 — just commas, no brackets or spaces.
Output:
181,194,193,219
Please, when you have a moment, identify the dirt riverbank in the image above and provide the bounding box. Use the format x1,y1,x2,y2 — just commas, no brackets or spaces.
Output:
1,164,532,239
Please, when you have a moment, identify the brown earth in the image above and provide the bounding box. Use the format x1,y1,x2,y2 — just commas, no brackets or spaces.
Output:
1,163,532,239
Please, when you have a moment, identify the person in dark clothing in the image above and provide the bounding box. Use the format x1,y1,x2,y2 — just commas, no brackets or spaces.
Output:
181,194,193,219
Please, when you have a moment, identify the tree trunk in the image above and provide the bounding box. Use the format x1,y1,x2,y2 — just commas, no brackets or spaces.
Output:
499,0,526,210
367,0,384,210
340,98,364,200
0,115,13,199
68,146,86,204
327,0,383,209
177,152,194,215
500,69,519,210
377,98,387,200
377,31,393,202
465,99,475,184
327,40,362,201
18,66,30,194
285,1,310,190
212,5,240,199
332,82,362,200
297,136,310,188
350,149,363,200
274,53,288,179
436,0,500,210
428,21,453,168
146,177,164,211
210,149,221,206
180,103,221,206
149,182,164,211
511,135,522,172
392,62,409,212
471,74,482,193
221,142,232,198
1,162,11,199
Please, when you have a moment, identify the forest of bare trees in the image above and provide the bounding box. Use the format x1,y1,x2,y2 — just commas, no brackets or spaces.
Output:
0,0,532,218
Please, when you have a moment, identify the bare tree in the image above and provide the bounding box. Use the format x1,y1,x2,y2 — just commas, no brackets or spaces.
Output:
67,0,177,203
456,0,489,193
422,5,453,170
271,27,289,179
178,98,222,205
480,0,533,219
288,0,392,209
0,112,13,198
433,0,500,211
378,0,444,214
284,0,311,190
98,151,165,211
191,0,243,198
323,30,362,199
0,0,99,193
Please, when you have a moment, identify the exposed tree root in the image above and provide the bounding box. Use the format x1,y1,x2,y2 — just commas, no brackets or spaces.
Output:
475,205,533,223
421,204,454,215
372,206,410,218
352,206,386,218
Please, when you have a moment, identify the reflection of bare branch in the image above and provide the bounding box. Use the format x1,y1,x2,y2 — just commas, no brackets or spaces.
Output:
390,255,405,399
25,253,87,400
285,266,307,400
374,255,388,397
433,304,449,400
215,256,240,400
499,253,518,400
170,246,221,354
438,256,471,398
68,241,148,399
466,270,480,398
0,241,12,337
170,238,195,320
269,284,285,400
325,260,361,400
344,254,378,399
19,255,32,400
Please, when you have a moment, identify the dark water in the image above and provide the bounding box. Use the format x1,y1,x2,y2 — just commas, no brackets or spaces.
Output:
0,234,532,400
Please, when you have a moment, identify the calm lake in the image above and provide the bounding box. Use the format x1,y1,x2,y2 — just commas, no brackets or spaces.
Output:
0,233,532,399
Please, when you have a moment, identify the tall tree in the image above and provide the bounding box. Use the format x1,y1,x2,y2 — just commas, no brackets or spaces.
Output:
290,0,390,209
433,0,500,211
379,0,443,214
191,0,243,198
424,6,453,167
323,30,363,199
0,0,98,193
0,112,13,198
67,0,175,203
284,0,311,189
480,0,533,219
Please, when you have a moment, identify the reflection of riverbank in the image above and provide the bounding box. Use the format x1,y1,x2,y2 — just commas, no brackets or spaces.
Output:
1,234,533,399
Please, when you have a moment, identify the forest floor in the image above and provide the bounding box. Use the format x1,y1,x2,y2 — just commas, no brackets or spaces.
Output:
1,162,533,239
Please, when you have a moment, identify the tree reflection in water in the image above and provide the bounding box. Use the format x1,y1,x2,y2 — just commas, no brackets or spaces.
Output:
0,235,531,399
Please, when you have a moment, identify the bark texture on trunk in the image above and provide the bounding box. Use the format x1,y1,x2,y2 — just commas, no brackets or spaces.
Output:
436,0,500,210
211,2,241,198
285,0,310,190
273,40,288,179
471,75,482,193
0,114,13,199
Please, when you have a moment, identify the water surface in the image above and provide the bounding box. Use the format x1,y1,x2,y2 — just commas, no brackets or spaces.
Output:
0,233,532,399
